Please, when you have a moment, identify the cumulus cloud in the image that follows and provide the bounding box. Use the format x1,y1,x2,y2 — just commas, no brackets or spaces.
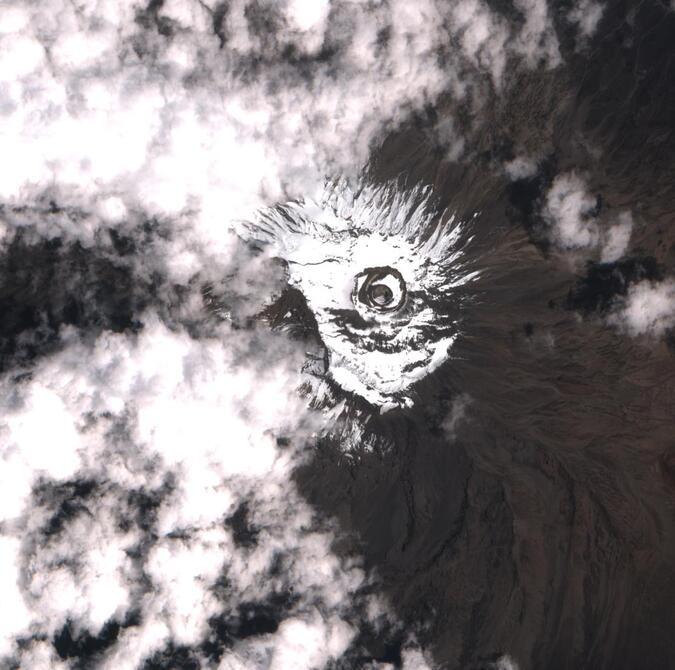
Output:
443,393,472,440
608,279,675,337
0,309,407,668
0,211,436,665
0,0,463,257
543,173,600,249
0,537,32,657
0,1,574,666
399,648,435,669
503,155,538,180
0,0,569,258
449,0,559,87
512,0,560,68
494,656,520,670
568,0,605,38
600,211,633,264
542,172,633,262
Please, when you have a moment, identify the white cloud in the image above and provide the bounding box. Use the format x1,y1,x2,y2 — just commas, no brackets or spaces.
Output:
542,172,632,262
24,494,138,637
0,537,32,657
543,172,599,249
0,1,566,666
513,0,560,68
0,5,30,34
600,211,633,263
0,0,459,258
266,614,354,670
401,647,434,669
0,307,404,667
450,0,559,86
9,639,69,670
480,656,520,670
568,1,605,38
0,383,83,520
450,0,510,84
608,279,675,337
0,32,44,79
0,0,569,267
443,393,472,440
284,0,331,53
503,155,538,180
